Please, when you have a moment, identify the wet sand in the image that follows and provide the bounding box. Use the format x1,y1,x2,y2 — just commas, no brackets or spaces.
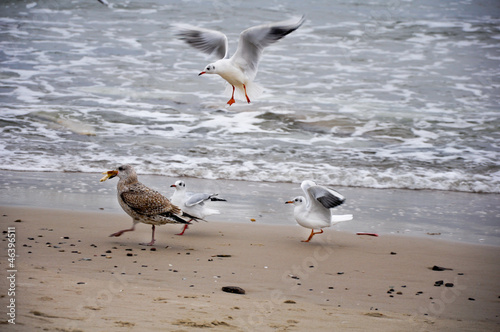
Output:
1,206,499,331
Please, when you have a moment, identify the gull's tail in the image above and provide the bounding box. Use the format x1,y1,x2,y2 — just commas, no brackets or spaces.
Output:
331,214,353,226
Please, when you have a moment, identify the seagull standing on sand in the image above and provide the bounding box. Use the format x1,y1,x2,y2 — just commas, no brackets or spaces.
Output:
174,15,305,105
170,180,227,235
286,180,353,242
100,165,191,246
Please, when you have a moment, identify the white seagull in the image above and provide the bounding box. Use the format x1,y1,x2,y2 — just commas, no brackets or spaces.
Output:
174,15,305,105
170,180,227,235
286,180,353,242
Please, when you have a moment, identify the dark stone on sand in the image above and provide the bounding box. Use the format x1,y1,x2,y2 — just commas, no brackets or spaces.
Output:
445,283,454,287
215,254,232,257
126,253,133,257
222,286,245,295
15,219,22,223
283,300,296,304
390,252,397,255
77,282,85,285
431,265,452,271
434,280,444,286
337,272,344,275
468,298,475,301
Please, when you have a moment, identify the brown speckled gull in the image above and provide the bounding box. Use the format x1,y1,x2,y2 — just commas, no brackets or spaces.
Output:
100,164,190,246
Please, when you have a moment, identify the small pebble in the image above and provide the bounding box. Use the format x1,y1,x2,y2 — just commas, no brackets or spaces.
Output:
222,286,245,295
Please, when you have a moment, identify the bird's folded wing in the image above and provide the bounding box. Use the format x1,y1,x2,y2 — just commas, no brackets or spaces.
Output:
308,185,345,209
121,184,179,215
184,193,211,207
232,15,305,79
174,24,228,59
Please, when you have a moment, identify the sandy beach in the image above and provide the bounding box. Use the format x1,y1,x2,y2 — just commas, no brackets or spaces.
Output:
1,205,499,331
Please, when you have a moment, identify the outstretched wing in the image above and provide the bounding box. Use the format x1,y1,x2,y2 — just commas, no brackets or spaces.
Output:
231,15,305,80
307,185,345,209
174,23,228,59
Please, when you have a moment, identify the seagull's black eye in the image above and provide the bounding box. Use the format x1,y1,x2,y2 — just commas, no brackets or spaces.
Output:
212,66,215,70
206,67,210,71
118,166,124,171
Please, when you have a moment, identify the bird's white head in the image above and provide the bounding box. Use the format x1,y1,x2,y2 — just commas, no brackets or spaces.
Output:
199,63,217,76
285,196,305,206
170,180,187,191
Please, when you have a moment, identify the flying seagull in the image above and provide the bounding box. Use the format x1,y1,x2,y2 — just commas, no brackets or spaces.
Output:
174,15,305,105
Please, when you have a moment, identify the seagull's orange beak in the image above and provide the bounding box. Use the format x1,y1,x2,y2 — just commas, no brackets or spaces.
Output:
198,71,206,76
285,200,294,204
100,170,118,182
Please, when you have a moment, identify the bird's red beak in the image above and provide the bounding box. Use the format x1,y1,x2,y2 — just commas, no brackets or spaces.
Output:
198,71,206,76
285,201,294,204
170,184,176,187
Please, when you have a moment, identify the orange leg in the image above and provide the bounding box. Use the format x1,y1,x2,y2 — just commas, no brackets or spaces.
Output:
302,229,324,242
140,225,156,246
227,86,236,106
243,84,250,103
176,224,189,236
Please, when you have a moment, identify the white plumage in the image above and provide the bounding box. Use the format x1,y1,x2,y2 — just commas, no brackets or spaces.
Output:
170,180,226,235
174,16,305,105
286,180,353,242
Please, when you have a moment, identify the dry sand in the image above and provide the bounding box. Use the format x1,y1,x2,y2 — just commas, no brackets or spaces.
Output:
1,206,499,331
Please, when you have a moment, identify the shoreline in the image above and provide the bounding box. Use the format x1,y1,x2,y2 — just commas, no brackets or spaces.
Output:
1,170,499,246
1,206,499,331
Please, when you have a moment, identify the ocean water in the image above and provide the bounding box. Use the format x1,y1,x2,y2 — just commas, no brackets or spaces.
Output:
1,0,500,193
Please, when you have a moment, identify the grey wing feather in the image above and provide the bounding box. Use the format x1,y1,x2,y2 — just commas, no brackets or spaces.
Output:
308,186,345,209
174,24,228,59
184,193,212,207
231,15,305,80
